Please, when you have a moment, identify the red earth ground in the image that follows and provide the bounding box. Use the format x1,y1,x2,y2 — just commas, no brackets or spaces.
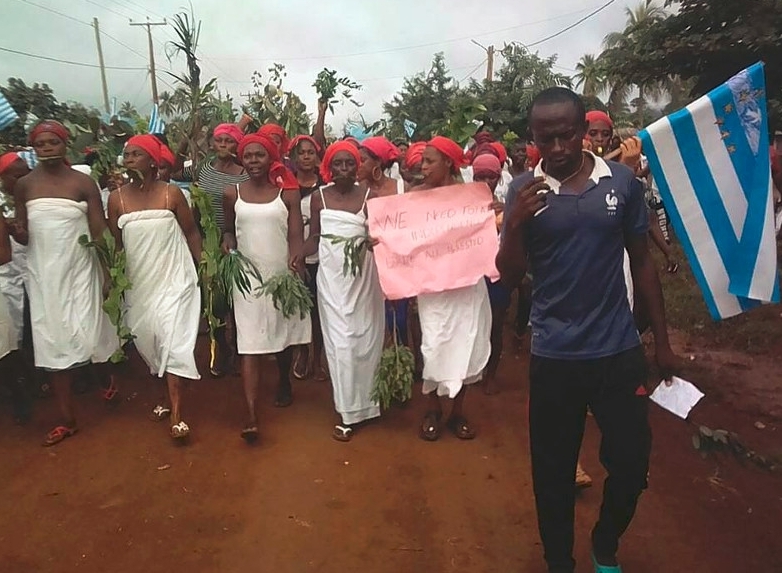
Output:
1,324,780,573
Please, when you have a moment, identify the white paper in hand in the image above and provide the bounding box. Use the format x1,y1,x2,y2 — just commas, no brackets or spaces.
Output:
649,376,704,419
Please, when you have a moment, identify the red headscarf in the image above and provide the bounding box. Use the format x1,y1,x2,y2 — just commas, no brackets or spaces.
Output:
404,142,426,169
473,131,494,146
428,136,467,170
0,152,21,175
288,134,322,156
257,123,289,155
29,120,69,145
159,144,176,167
526,144,541,169
585,110,613,129
490,142,507,165
320,141,361,184
126,134,162,165
213,123,244,144
237,134,298,190
361,136,400,165
472,153,502,176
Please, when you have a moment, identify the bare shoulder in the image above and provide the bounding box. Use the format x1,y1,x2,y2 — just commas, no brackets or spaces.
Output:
167,183,188,206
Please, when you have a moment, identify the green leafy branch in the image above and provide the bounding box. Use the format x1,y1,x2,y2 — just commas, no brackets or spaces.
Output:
313,68,363,114
258,272,313,320
219,249,263,303
78,229,134,363
371,311,414,410
320,233,368,277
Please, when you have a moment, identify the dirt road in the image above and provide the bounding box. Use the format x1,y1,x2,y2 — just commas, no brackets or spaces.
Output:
1,334,780,573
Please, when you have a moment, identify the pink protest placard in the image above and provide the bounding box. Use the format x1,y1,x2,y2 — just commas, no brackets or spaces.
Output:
367,183,500,300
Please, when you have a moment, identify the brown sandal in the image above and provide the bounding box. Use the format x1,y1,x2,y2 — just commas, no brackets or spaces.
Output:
446,415,476,440
419,411,442,441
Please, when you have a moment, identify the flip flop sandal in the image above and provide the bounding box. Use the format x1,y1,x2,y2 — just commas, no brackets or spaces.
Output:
274,387,293,408
102,378,120,403
446,415,476,440
332,425,353,442
150,405,171,422
419,411,442,442
292,349,310,380
170,421,190,440
592,552,622,573
42,425,78,447
667,261,679,274
241,425,259,444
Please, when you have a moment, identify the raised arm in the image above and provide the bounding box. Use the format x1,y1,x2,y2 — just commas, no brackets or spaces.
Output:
312,100,328,150
496,177,548,288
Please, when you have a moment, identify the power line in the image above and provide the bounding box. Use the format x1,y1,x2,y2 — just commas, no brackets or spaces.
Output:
82,0,128,19
459,59,489,83
526,0,618,47
207,3,610,63
15,0,147,62
15,0,88,27
0,46,147,70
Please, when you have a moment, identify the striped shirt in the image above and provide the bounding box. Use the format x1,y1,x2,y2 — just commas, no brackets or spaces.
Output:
184,162,248,230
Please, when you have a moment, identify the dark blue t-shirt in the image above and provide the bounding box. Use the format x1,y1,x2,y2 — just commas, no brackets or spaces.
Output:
503,157,648,359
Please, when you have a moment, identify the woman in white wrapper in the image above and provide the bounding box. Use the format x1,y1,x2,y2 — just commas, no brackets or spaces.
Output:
107,134,202,443
222,134,310,443
302,141,385,442
0,214,28,424
409,136,492,442
12,120,119,446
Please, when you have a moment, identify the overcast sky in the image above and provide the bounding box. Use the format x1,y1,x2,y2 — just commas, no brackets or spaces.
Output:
2,0,635,131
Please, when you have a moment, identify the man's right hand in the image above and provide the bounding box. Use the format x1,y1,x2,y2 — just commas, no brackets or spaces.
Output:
507,177,550,231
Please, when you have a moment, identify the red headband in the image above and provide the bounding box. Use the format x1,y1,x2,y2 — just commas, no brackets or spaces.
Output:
288,134,322,156
586,110,613,129
213,123,244,144
490,142,507,165
238,134,298,190
257,123,289,155
126,134,162,165
0,152,21,175
472,153,502,175
29,120,69,145
526,144,541,168
159,144,176,167
428,136,467,169
361,136,400,165
320,141,361,183
404,142,426,169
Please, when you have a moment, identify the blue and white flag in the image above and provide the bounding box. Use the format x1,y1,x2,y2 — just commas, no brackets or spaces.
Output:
640,62,779,320
148,103,165,134
0,92,19,131
403,119,417,138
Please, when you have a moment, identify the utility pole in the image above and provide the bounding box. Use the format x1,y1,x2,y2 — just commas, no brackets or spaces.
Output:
129,17,167,104
471,40,495,82
486,45,495,82
92,18,110,113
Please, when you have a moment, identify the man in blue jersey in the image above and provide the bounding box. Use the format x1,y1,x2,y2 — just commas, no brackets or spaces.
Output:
497,87,677,573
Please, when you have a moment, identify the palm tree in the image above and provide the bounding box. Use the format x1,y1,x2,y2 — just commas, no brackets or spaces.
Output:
119,101,138,118
602,0,668,125
574,54,606,99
